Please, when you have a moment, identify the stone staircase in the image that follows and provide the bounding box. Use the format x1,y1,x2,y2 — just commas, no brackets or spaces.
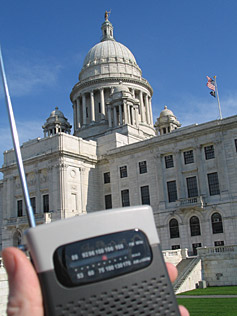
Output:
173,257,201,293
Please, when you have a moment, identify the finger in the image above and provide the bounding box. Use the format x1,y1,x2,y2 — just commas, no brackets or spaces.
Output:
2,247,43,316
166,262,178,283
179,305,190,316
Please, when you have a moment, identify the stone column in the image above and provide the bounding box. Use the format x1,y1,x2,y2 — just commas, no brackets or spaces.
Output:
113,106,117,127
119,104,123,125
76,98,81,128
108,106,112,127
127,104,131,125
149,97,153,125
135,106,139,127
100,88,105,119
90,91,95,123
139,91,145,123
145,94,150,125
73,102,77,132
132,88,135,97
82,94,86,126
123,101,128,124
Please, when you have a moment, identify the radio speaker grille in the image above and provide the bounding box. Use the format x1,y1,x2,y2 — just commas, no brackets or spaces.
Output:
55,276,177,315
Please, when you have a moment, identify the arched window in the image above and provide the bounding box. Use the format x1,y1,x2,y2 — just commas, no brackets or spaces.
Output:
169,218,180,239
13,230,21,247
211,212,223,234
190,216,201,236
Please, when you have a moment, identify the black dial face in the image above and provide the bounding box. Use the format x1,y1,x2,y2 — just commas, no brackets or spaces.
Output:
53,229,152,287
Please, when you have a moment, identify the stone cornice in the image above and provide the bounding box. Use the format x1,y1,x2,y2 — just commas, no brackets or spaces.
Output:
70,77,153,101
0,150,98,174
104,115,237,159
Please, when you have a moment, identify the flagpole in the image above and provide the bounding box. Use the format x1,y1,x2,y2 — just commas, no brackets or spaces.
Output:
214,76,222,119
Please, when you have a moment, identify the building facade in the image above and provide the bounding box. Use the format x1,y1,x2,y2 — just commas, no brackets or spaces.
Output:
0,16,237,254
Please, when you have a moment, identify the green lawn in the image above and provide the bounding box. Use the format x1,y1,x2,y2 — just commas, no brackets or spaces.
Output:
177,286,237,296
177,298,237,316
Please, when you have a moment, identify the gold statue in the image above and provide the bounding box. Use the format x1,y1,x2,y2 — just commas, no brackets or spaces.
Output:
105,10,111,21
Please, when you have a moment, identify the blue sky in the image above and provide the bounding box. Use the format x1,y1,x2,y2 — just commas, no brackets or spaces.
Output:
0,1,236,177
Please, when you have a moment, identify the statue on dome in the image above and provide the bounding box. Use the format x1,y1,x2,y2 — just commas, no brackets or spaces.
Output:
104,10,111,21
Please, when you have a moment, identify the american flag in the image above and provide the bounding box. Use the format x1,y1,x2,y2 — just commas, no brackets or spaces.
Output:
206,76,215,91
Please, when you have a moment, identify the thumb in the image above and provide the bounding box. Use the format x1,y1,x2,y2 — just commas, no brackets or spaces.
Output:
2,247,43,316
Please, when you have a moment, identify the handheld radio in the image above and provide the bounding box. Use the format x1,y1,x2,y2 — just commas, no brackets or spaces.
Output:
0,48,181,316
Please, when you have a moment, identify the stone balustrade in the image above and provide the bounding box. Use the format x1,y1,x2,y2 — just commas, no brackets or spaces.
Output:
198,244,237,256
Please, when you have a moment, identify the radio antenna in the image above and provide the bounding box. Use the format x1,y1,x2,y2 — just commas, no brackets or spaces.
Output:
0,47,36,228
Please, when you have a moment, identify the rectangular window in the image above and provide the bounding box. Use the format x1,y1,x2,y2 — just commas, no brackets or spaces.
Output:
214,241,224,247
165,155,174,168
204,145,215,160
171,245,180,250
167,181,177,202
186,176,198,198
183,150,194,164
207,172,220,196
105,194,112,209
192,243,202,256
235,139,237,152
139,161,147,174
121,189,130,207
104,172,110,184
140,185,150,205
120,166,128,178
43,194,49,213
17,200,23,217
30,197,36,214
98,102,101,113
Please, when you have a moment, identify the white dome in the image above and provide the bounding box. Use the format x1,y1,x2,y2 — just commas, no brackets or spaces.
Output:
159,106,175,118
78,19,142,82
83,40,137,67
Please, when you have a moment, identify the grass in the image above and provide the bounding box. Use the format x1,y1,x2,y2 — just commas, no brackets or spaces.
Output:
177,287,237,316
177,298,237,316
177,286,237,296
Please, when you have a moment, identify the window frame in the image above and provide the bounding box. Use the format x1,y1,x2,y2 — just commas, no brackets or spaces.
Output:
186,176,198,198
167,180,177,203
204,145,215,160
121,189,130,207
120,166,128,178
43,194,49,213
140,185,150,205
165,155,174,169
190,216,201,236
169,218,180,239
103,172,110,184
105,194,112,209
183,150,194,164
17,199,23,217
211,212,223,234
30,197,36,214
139,161,147,174
207,172,220,196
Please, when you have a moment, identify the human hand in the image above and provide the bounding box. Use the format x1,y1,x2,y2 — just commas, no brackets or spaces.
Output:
3,247,189,316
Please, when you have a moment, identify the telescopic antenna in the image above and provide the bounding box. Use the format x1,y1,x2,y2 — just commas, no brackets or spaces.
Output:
0,47,36,228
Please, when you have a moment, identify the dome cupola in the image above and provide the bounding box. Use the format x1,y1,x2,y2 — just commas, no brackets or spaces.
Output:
42,107,71,137
154,106,181,135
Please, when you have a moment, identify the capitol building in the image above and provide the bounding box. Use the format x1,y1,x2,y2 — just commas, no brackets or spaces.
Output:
0,15,237,256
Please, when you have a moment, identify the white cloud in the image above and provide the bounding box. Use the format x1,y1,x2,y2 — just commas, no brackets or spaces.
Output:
0,119,43,178
0,54,62,98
